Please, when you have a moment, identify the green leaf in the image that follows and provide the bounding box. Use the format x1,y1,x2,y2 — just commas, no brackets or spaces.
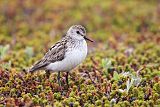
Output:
0,61,11,70
113,71,119,81
25,46,34,58
102,58,112,69
126,78,134,93
0,44,10,60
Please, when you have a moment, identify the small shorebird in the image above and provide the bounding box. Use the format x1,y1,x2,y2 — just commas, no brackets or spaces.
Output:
29,25,93,86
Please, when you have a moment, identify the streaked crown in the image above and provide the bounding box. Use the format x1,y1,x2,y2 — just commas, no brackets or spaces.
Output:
70,25,86,35
67,25,87,40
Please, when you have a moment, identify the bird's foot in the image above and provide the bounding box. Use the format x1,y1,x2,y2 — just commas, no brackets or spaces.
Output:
46,70,51,78
66,72,69,89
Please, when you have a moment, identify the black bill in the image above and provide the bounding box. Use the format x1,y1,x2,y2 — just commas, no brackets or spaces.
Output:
84,36,94,42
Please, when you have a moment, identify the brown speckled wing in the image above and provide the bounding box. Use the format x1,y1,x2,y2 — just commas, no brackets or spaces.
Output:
29,36,68,72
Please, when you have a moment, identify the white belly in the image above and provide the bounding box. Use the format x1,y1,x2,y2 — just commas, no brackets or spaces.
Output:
46,40,87,72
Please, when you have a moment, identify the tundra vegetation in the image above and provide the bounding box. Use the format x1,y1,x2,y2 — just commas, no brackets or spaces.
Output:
0,0,160,107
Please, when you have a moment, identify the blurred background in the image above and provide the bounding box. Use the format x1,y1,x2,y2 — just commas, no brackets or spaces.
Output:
0,1,160,106
0,0,160,69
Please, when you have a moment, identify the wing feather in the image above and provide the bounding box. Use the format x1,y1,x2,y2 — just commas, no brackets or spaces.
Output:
29,37,68,72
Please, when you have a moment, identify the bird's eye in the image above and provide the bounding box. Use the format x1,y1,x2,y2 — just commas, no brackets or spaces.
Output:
76,31,80,34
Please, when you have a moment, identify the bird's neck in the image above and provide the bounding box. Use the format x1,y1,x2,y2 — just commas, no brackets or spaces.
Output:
65,36,86,49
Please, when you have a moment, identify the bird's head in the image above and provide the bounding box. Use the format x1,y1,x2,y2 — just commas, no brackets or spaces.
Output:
67,25,93,42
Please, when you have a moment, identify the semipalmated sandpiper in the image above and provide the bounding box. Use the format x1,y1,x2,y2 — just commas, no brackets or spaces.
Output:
29,25,93,86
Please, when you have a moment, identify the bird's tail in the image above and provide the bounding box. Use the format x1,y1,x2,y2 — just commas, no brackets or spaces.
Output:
27,66,40,73
27,60,48,73
27,64,47,73
28,68,33,73
27,66,36,73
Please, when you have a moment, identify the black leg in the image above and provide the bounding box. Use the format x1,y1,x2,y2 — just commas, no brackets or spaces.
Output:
57,71,61,87
66,72,69,88
46,70,51,78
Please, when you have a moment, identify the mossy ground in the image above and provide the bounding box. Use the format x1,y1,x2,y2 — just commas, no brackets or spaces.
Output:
0,0,160,107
